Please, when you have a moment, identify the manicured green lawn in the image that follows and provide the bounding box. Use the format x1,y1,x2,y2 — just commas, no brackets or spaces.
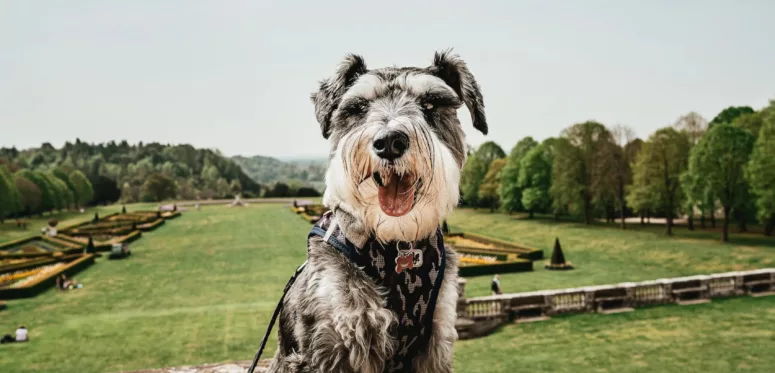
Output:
455,296,775,373
447,209,775,297
0,207,109,245
1,204,774,373
1,204,307,373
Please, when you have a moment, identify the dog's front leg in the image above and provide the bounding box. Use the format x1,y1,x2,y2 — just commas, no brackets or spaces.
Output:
301,246,397,373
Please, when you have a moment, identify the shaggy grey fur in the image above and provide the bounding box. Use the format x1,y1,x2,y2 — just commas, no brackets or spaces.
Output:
267,50,487,373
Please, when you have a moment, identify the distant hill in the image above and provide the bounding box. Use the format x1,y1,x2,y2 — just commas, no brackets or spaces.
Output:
0,139,263,205
231,155,327,192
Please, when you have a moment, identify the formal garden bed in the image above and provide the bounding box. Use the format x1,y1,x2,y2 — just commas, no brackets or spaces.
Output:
292,204,327,224
0,208,181,300
0,253,95,299
445,232,543,277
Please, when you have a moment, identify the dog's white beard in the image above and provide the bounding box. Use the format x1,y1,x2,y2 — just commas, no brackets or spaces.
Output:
324,124,460,243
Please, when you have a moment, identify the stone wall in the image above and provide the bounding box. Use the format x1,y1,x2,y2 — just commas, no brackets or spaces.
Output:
455,268,775,338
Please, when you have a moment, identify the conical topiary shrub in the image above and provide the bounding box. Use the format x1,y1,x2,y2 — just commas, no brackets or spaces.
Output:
93,212,99,223
442,220,450,235
87,235,95,253
545,237,574,270
122,205,126,214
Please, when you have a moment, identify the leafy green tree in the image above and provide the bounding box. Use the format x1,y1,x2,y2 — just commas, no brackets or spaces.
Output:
629,128,690,235
746,103,775,236
478,158,507,212
16,170,54,213
708,106,754,128
13,174,42,215
733,112,764,138
688,124,755,242
69,170,94,208
518,143,552,218
120,182,136,203
498,137,538,213
48,173,73,210
0,165,22,222
460,141,505,207
215,178,231,198
550,121,613,224
52,167,78,202
140,173,178,202
230,179,243,195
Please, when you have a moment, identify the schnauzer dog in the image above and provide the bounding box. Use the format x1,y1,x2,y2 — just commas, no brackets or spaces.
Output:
266,50,488,373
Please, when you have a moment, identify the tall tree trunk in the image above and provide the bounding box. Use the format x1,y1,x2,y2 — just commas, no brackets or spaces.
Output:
666,202,673,235
710,210,716,228
736,209,747,232
583,197,591,225
722,205,730,242
765,216,775,237
647,210,651,224
700,214,706,229
688,214,694,231
620,201,626,230
640,212,644,225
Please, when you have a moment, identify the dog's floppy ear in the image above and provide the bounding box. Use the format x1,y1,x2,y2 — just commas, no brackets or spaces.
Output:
429,50,488,135
311,54,368,139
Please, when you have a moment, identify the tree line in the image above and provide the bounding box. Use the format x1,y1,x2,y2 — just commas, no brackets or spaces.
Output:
460,100,775,241
0,140,320,221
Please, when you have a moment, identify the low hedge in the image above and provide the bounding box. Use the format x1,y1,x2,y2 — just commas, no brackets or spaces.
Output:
138,219,165,231
0,254,96,300
41,235,85,251
0,236,39,251
160,211,181,219
458,259,533,277
0,257,57,275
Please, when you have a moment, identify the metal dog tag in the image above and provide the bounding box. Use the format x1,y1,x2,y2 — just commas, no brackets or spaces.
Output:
395,242,422,273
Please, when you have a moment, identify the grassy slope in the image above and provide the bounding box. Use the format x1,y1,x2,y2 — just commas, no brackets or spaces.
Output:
1,205,774,373
447,209,775,297
0,204,306,373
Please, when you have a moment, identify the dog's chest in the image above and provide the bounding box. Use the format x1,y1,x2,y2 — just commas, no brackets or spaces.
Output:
311,213,446,372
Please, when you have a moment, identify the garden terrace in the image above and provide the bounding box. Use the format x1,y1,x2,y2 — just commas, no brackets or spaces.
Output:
0,235,86,259
445,232,543,277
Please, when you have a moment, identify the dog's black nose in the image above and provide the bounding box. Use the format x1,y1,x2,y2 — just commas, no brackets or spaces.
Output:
372,131,409,161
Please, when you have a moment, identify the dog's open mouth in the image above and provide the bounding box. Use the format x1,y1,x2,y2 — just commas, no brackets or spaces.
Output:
373,171,416,217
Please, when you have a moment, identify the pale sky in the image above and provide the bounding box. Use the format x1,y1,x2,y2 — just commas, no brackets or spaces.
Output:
1,0,774,159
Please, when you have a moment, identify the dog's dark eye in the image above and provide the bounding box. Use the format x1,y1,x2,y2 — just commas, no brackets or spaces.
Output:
339,97,370,118
419,92,461,112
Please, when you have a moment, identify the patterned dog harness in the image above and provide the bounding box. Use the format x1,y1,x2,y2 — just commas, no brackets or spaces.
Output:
309,211,447,373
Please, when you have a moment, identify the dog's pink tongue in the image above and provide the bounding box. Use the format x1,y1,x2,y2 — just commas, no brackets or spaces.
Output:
378,173,415,217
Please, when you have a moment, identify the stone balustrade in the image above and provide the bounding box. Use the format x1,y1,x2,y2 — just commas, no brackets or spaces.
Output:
455,268,775,339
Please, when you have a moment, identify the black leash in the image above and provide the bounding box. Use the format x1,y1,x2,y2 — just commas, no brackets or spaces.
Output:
247,261,307,373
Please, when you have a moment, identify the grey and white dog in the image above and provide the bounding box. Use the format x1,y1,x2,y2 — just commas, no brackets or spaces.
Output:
266,50,488,373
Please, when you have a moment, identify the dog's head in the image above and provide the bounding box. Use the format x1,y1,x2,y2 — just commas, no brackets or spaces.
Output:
312,50,488,242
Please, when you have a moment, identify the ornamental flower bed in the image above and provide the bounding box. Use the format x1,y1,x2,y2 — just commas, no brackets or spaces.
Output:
444,232,543,277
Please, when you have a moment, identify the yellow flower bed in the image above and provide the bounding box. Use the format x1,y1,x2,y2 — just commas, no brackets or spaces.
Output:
4,263,64,289
0,267,46,287
459,253,498,265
